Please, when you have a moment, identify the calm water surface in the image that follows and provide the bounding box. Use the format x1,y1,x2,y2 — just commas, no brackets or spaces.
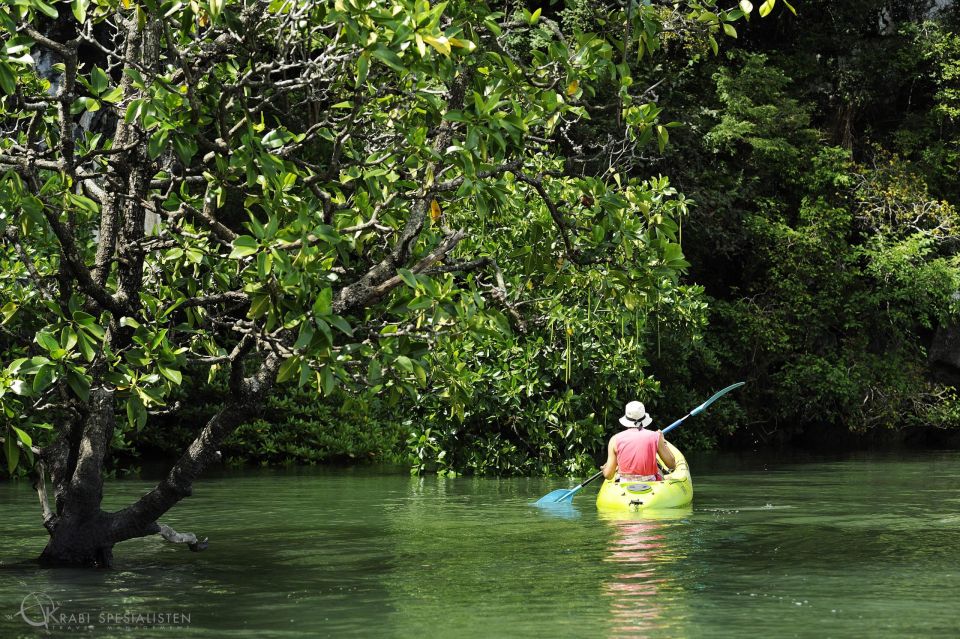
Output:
1,450,958,638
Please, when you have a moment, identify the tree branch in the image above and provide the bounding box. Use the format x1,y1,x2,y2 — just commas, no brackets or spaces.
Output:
110,347,282,543
332,69,471,315
42,207,128,316
33,461,56,533
515,172,576,258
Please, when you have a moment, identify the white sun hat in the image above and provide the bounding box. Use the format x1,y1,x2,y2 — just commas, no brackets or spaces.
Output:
619,401,653,428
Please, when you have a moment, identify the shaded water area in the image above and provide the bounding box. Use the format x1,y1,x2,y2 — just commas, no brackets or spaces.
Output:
2,449,959,638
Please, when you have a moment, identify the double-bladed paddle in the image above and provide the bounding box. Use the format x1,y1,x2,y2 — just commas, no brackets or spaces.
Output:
533,381,746,505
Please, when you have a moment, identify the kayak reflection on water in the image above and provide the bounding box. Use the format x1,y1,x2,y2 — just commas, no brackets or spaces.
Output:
600,509,691,639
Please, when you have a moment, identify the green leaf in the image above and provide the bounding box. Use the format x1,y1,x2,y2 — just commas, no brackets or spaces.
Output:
126,396,147,430
407,296,433,311
230,235,260,258
739,0,754,13
372,45,406,74
9,380,29,396
70,96,100,114
277,355,301,383
422,34,450,56
66,370,90,402
294,322,314,350
159,365,182,385
356,52,370,88
313,287,333,316
67,193,99,214
443,110,469,123
260,128,297,149
72,0,90,22
397,268,418,289
126,398,137,429
662,243,685,262
172,135,198,164
723,23,738,38
0,7,16,30
90,66,109,94
61,327,78,351
656,125,669,153
329,315,353,336
33,364,56,393
100,86,123,103
0,62,16,95
209,0,224,21
315,318,333,346
708,35,719,55
124,98,143,123
395,355,415,373
76,333,95,362
135,388,166,409
298,359,311,388
1,301,17,324
367,359,382,384
319,367,336,396
412,361,427,387
591,223,605,243
483,18,502,37
248,293,271,319
147,129,169,159
36,332,59,353
758,0,775,17
4,430,20,474
12,426,32,448
31,0,59,18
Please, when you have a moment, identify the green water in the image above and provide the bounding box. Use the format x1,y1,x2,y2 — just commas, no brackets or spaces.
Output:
1,450,959,638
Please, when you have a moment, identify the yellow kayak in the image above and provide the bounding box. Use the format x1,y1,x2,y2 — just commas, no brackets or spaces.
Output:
596,442,693,512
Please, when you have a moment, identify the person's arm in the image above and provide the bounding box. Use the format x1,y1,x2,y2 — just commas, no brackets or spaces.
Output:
657,432,677,472
601,436,618,480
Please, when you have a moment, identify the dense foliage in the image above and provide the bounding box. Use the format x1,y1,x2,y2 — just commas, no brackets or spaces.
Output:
2,0,959,503
651,1,960,445
0,0,773,563
368,0,960,468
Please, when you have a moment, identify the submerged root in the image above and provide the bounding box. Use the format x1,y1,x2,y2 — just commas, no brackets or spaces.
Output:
158,524,209,552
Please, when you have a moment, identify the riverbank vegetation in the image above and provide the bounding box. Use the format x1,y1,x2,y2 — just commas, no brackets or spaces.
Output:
2,0,763,564
229,0,960,475
2,0,959,526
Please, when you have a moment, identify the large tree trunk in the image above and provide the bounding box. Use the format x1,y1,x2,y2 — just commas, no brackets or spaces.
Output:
33,16,160,568
38,388,118,566
36,348,279,567
39,512,118,568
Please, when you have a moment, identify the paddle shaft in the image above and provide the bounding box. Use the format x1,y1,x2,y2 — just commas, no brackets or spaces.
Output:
661,382,745,433
573,470,603,491
555,470,603,501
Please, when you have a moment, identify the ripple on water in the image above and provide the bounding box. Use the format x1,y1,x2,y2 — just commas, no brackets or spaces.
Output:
1,452,959,638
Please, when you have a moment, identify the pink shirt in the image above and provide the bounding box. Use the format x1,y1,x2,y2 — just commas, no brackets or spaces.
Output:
615,428,661,477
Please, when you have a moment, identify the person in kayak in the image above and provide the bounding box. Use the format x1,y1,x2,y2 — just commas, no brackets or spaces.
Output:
601,401,677,481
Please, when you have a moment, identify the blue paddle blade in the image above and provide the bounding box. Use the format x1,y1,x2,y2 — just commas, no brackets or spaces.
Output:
535,501,580,519
690,381,745,416
534,470,603,506
534,489,573,505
